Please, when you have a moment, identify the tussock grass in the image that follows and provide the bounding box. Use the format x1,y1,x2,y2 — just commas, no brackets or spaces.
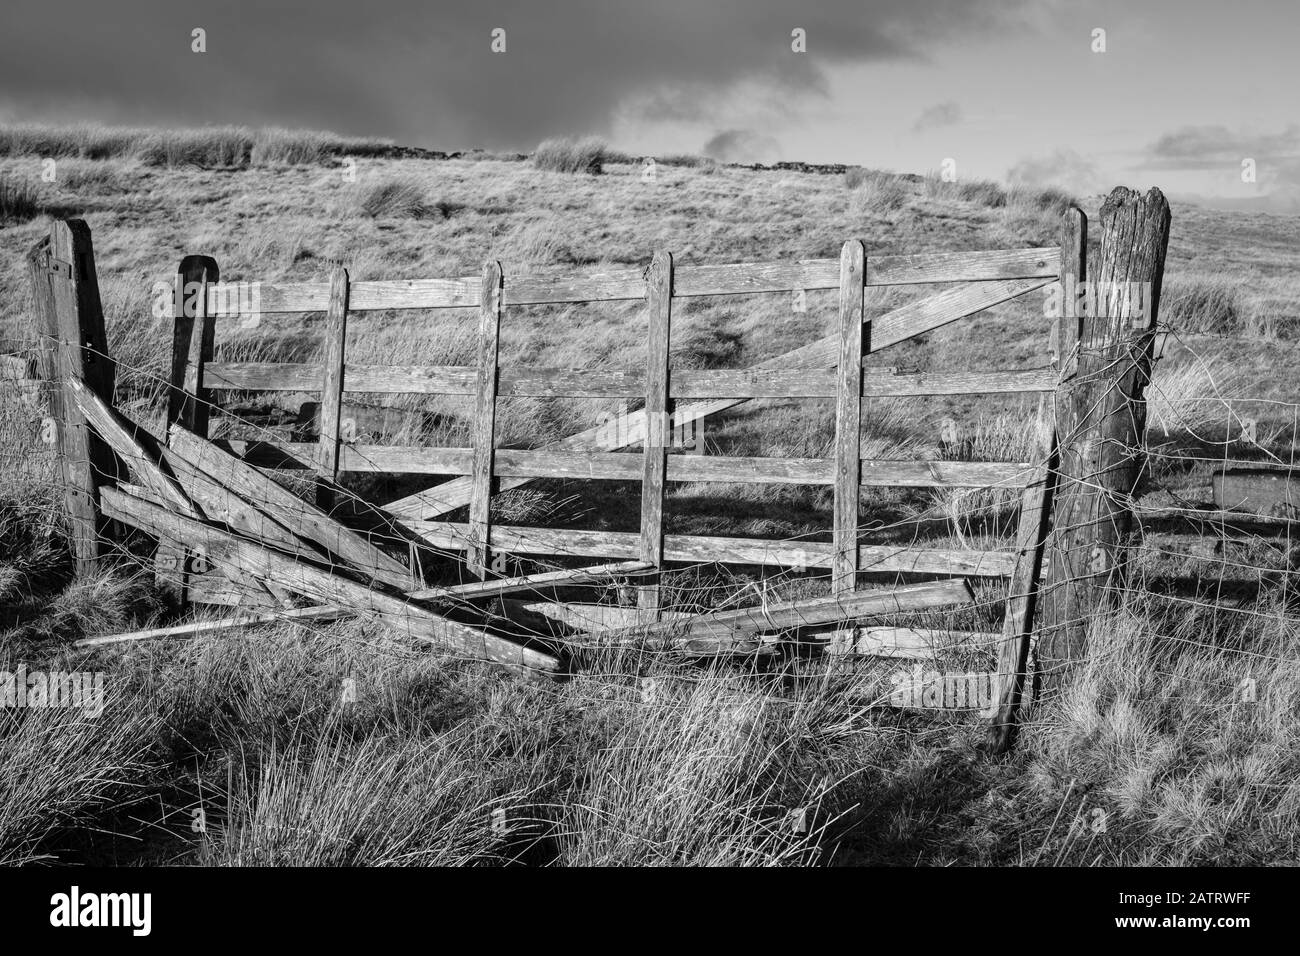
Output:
1161,273,1251,335
532,137,606,174
0,683,162,865
0,177,40,222
356,178,438,219
845,168,909,211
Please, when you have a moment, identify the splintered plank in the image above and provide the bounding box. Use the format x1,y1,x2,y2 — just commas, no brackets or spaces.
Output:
384,276,1052,519
168,424,413,590
624,578,975,652
438,560,652,601
99,487,559,676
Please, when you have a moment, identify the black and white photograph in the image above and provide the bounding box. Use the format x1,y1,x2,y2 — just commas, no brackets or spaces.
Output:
0,0,1288,934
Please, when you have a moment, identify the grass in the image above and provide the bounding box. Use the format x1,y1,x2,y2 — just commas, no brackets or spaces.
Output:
0,177,40,222
0,123,395,168
532,137,607,174
0,122,1296,867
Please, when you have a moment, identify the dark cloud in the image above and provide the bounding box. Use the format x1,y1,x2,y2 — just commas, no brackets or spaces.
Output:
0,0,1048,150
701,129,781,163
912,101,961,132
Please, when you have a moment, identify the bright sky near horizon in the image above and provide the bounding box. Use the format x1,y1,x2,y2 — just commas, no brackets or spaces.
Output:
0,0,1294,209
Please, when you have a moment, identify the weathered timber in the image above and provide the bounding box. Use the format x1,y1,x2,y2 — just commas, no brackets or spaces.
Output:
201,247,1059,316
1039,189,1171,684
99,487,558,676
833,240,866,593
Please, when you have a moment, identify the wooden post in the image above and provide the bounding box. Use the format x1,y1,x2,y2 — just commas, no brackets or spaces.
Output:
27,221,116,578
468,261,503,579
158,254,218,604
315,265,350,513
832,240,866,594
1038,187,1171,690
983,207,1085,751
638,250,673,616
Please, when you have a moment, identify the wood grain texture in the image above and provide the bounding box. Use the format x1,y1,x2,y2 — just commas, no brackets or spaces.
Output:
202,247,1059,315
100,487,558,676
639,250,673,615
168,424,413,589
1039,189,1171,683
468,261,502,577
833,240,866,594
628,579,975,652
41,221,116,577
203,362,1056,399
436,560,651,601
407,521,1016,576
985,412,1058,753
314,266,349,512
159,254,218,603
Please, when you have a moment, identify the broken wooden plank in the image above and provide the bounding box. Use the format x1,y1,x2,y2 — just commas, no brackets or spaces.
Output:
625,578,975,652
76,604,351,647
168,423,414,590
99,486,558,676
438,560,652,601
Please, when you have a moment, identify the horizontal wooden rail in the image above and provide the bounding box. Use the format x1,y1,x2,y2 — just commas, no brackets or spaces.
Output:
202,247,1059,315
216,439,1033,487
407,521,1016,577
203,362,1057,399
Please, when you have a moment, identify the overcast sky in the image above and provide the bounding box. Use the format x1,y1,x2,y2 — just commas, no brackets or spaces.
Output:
1,0,1295,209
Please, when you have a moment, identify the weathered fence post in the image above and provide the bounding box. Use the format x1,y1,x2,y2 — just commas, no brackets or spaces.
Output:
832,239,867,594
469,261,503,578
638,250,673,617
1037,187,1171,691
27,220,116,577
158,254,219,604
315,264,350,513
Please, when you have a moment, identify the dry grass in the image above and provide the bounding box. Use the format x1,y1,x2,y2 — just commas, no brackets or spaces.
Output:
532,137,607,175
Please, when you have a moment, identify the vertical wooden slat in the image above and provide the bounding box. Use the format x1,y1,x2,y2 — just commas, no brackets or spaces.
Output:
314,265,350,513
1055,206,1087,377
158,255,218,604
36,221,116,578
832,240,866,594
985,410,1058,752
638,250,673,616
468,261,504,578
